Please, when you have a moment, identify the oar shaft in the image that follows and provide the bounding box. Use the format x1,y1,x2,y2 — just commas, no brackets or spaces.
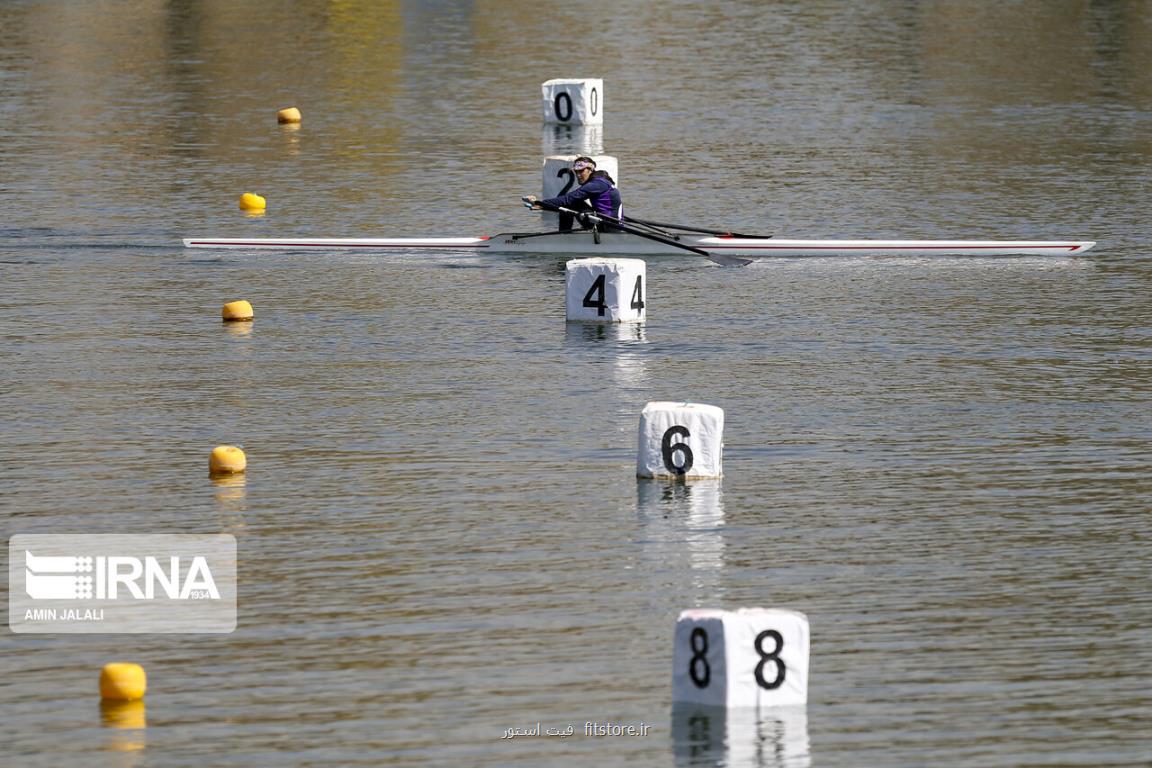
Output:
539,203,751,267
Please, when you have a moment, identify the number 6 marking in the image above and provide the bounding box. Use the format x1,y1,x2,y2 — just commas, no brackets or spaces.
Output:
661,425,693,475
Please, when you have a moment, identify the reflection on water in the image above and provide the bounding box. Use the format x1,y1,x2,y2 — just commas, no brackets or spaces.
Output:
671,704,810,768
564,320,650,390
637,479,726,596
211,474,247,533
100,700,146,761
542,124,605,157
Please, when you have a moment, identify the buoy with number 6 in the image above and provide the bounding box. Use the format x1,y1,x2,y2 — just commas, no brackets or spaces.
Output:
277,107,301,124
99,663,147,701
566,257,645,323
637,402,723,479
672,608,809,708
209,445,246,475
238,193,266,211
221,300,253,322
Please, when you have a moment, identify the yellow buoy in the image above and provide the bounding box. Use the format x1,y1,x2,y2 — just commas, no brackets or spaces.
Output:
239,192,266,211
277,107,302,124
222,300,254,322
99,663,147,701
209,445,247,475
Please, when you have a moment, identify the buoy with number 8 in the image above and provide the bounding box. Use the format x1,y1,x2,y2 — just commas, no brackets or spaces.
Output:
672,608,809,708
566,257,645,323
637,402,723,479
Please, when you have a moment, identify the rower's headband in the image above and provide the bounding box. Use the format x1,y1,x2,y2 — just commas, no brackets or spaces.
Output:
572,160,595,172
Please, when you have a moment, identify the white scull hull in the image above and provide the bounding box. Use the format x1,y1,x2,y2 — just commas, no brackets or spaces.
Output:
183,232,1095,257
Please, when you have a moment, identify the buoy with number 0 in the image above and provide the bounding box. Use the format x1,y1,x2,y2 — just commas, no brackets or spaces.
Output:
541,78,603,125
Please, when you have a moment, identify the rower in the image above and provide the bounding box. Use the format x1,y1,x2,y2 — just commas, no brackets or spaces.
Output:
525,156,622,232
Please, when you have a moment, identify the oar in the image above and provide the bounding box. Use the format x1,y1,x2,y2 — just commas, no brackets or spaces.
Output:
623,215,774,240
524,199,752,267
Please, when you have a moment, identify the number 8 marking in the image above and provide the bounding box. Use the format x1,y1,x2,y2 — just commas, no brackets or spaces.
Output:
754,629,786,690
689,627,710,688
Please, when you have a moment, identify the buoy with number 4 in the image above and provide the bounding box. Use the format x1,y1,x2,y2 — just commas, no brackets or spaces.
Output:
566,257,645,323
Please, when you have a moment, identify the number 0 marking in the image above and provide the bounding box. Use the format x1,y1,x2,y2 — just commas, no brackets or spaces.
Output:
754,629,786,690
554,91,573,122
591,87,599,116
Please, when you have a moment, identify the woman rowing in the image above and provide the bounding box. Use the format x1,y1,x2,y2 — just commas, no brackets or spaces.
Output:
525,156,622,231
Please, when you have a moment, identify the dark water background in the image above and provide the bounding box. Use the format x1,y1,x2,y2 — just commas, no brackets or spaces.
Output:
2,1,1150,765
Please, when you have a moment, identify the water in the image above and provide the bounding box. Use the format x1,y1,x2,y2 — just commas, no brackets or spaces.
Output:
2,1,1151,765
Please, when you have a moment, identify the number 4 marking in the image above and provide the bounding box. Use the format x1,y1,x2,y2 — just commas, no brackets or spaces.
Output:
630,275,644,313
583,274,607,316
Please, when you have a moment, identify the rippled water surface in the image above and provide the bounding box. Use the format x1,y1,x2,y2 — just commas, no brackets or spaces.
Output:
2,1,1151,766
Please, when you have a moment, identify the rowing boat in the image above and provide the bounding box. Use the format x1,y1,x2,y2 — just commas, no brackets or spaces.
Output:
183,231,1096,257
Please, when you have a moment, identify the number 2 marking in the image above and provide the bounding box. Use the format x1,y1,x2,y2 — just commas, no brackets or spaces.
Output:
556,167,575,196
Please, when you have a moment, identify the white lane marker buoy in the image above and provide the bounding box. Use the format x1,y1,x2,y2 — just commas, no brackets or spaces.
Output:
637,402,723,479
672,608,810,708
541,78,603,125
565,258,645,323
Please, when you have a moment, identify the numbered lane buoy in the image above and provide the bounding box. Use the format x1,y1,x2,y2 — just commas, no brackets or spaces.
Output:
637,402,723,479
238,192,266,211
541,78,604,125
672,608,809,708
99,663,148,701
277,107,301,124
209,445,246,475
566,258,645,323
540,155,619,228
221,300,253,322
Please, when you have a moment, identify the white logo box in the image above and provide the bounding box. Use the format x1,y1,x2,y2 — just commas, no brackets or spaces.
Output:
9,534,237,633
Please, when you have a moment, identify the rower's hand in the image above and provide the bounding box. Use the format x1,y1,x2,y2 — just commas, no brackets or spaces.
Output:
522,195,542,210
